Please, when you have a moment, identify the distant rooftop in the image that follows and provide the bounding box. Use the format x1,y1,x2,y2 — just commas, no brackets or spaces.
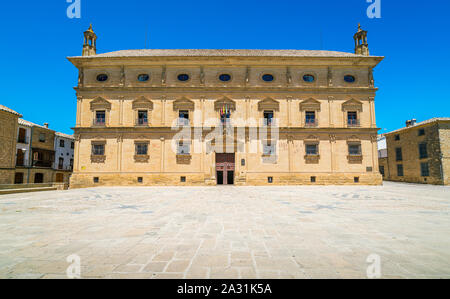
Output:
72,49,381,59
55,132,75,140
18,118,55,131
0,104,21,117
385,118,450,135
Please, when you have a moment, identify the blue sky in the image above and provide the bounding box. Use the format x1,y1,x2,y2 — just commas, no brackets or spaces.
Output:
0,0,448,134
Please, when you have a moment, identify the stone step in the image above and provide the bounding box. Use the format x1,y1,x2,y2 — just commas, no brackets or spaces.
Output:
0,187,57,195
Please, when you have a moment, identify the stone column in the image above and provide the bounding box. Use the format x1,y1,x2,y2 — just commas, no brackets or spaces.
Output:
119,96,124,126
117,135,123,172
328,96,334,127
287,96,292,127
76,96,83,127
329,134,336,172
161,96,166,126
75,134,81,172
160,136,165,172
288,135,293,172
369,97,376,128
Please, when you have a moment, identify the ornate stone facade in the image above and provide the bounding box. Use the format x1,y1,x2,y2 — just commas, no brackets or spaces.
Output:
68,25,384,188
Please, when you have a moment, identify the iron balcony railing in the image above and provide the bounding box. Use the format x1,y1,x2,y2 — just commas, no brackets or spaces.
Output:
305,119,318,127
93,118,106,126
347,119,361,127
136,118,149,126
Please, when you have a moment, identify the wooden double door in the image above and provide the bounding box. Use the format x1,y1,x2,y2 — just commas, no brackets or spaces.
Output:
216,153,235,185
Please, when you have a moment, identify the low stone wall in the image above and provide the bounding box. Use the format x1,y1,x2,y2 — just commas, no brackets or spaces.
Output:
69,172,383,188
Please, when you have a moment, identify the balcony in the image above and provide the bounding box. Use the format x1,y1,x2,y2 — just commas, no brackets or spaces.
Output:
305,119,318,127
33,160,54,168
136,118,149,127
93,119,106,126
177,118,190,127
17,138,28,144
347,119,361,127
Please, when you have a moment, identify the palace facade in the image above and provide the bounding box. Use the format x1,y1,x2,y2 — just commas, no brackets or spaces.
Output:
68,25,384,188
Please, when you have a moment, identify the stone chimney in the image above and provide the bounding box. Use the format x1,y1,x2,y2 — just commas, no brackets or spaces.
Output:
44,123,49,128
405,119,417,127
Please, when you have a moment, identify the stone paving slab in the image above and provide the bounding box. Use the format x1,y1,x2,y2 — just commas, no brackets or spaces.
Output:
0,182,449,279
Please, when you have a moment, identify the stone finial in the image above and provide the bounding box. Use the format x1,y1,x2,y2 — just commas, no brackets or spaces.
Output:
353,23,369,56
82,24,97,56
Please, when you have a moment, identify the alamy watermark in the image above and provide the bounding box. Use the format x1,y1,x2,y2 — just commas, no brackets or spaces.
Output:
367,0,381,19
66,254,81,278
67,0,81,19
366,254,382,278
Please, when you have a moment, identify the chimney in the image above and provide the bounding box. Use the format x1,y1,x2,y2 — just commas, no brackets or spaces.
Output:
405,119,417,128
44,123,49,128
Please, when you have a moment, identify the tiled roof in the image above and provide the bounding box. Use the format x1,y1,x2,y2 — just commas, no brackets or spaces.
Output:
55,132,74,140
18,118,54,130
71,49,381,58
385,118,450,135
0,104,21,116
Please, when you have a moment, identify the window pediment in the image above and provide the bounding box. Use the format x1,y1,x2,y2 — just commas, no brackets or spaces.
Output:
173,97,195,111
258,98,279,111
342,99,363,112
300,98,321,111
132,96,153,110
214,97,236,111
90,97,111,111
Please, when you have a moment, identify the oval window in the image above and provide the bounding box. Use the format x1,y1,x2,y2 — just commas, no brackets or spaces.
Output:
303,74,315,83
344,75,356,83
262,74,274,82
219,74,231,82
177,74,190,82
96,74,108,82
137,74,150,82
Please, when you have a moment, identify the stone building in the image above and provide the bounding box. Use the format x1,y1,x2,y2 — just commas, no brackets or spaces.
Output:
68,24,384,188
13,120,75,185
381,118,450,185
0,105,22,184
54,132,75,183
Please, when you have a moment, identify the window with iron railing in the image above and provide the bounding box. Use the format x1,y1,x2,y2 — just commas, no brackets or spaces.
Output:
137,110,148,126
135,143,148,155
94,111,106,126
92,144,105,156
263,111,274,126
347,111,359,127
306,144,319,156
177,141,190,155
305,111,317,127
348,144,362,156
178,110,190,126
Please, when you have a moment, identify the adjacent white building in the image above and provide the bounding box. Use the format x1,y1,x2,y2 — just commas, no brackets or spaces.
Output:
54,132,75,171
377,134,387,158
16,119,33,167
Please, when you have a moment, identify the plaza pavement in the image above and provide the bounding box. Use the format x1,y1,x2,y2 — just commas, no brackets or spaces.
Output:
0,182,449,279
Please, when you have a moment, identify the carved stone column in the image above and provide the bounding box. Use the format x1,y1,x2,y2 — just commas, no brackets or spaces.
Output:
328,96,334,127
329,134,337,172
160,136,165,172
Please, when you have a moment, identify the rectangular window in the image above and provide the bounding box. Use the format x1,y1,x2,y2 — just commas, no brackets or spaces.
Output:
421,162,430,177
58,157,64,169
137,110,148,126
306,144,318,156
395,147,403,161
177,141,190,155
18,128,26,143
379,166,385,176
263,111,274,126
60,140,65,147
178,110,189,126
95,111,106,125
39,133,46,142
71,142,75,149
305,111,316,126
135,143,148,155
92,144,105,156
397,164,404,177
348,144,362,156
395,135,400,141
347,111,358,126
419,143,428,159
418,129,425,136
70,159,73,169
263,141,276,155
